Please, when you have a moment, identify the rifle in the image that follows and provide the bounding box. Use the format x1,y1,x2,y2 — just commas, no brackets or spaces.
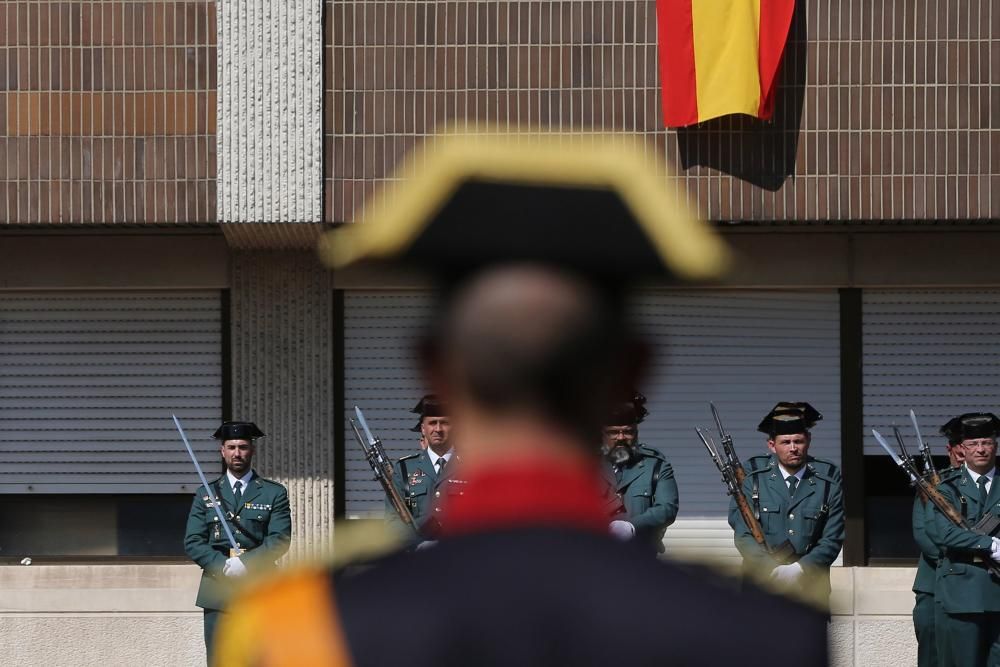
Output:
873,427,1000,578
172,414,243,558
910,409,941,487
710,402,746,485
351,406,416,529
697,428,796,564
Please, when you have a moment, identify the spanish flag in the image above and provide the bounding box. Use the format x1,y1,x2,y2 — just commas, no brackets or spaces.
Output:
656,0,796,127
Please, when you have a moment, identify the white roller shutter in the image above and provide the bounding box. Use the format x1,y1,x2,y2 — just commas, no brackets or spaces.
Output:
863,289,1000,456
344,290,841,565
0,290,223,493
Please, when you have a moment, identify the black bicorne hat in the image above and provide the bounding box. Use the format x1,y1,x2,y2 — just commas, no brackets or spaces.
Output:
410,394,449,432
940,412,1000,443
606,391,649,425
318,133,730,287
757,402,822,437
213,421,265,441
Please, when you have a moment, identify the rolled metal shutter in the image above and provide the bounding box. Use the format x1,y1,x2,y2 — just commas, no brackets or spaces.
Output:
863,289,1000,456
344,290,841,566
0,290,223,493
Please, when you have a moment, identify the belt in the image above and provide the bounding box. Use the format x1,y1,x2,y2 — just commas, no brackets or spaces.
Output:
948,553,987,565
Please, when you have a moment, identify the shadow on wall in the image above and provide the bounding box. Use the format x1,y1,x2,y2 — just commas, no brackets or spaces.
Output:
675,0,808,191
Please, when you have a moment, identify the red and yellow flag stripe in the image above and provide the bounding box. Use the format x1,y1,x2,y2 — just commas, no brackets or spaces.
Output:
656,0,796,127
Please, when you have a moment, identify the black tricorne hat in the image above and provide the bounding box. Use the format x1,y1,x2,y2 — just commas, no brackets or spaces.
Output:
940,413,1000,443
409,394,449,432
318,132,730,286
606,391,649,425
213,421,265,441
757,402,822,437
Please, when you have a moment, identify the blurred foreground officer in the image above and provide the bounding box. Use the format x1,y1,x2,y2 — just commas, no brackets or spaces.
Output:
387,394,458,542
911,421,965,667
602,392,678,552
729,402,845,607
213,134,827,667
927,413,1000,667
184,421,291,661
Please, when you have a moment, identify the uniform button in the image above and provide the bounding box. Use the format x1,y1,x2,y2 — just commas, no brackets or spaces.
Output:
257,515,263,519
789,513,795,519
435,507,442,513
435,491,441,498
788,529,795,535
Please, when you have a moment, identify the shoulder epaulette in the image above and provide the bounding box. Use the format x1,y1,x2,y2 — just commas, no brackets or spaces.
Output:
937,468,965,490
805,457,841,481
638,444,668,461
399,452,421,462
744,455,772,474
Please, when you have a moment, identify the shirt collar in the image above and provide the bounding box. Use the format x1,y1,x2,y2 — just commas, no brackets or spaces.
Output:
226,469,254,490
777,463,806,482
966,465,996,484
427,448,454,468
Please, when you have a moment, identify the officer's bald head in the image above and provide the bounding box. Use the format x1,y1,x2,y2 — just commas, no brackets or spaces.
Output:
423,264,646,446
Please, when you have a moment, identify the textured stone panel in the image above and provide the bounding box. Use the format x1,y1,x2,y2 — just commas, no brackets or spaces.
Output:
230,251,335,560
0,614,204,667
219,0,322,221
856,618,917,667
829,617,855,667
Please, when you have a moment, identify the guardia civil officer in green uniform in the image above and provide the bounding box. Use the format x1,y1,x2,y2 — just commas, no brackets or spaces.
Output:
728,402,845,607
601,392,678,552
926,412,1000,667
386,395,457,540
912,422,965,667
183,421,292,661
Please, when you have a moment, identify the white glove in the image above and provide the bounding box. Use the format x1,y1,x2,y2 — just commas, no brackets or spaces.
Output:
415,540,438,551
990,537,1000,562
609,520,636,540
222,556,247,577
770,562,804,584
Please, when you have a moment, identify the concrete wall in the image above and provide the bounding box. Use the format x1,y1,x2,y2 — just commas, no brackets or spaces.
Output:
0,564,917,667
230,251,337,561
218,0,323,221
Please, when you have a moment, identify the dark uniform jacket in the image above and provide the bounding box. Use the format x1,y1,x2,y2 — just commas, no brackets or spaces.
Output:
912,496,938,595
728,455,845,600
387,449,462,538
913,468,962,595
213,459,829,667
184,470,292,610
604,444,679,552
927,467,1000,613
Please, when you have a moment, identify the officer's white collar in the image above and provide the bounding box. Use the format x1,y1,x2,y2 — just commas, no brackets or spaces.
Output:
226,469,254,491
426,447,454,468
776,463,806,482
965,465,996,485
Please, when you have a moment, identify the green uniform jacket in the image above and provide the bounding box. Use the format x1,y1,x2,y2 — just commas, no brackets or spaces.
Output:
927,468,1000,613
183,471,292,610
728,455,845,598
912,496,938,594
386,450,461,539
605,445,679,553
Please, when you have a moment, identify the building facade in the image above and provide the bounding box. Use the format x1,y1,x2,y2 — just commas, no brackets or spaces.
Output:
1,1,999,665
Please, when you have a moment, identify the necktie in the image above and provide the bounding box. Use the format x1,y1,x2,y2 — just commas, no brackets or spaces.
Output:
978,476,989,507
787,476,799,497
233,480,243,510
436,458,447,478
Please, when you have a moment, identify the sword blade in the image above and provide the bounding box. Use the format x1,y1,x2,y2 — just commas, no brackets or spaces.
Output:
173,414,239,550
